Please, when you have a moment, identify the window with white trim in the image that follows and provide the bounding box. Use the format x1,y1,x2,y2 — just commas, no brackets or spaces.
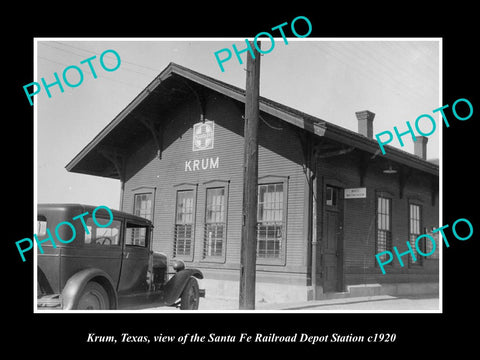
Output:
409,203,424,265
203,187,226,258
174,189,195,258
376,196,392,264
257,182,285,260
134,193,153,221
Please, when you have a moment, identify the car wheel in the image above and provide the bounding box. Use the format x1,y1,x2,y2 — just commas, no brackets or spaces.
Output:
180,277,200,310
76,281,109,310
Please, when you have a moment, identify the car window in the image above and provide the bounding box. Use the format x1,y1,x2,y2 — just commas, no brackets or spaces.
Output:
125,222,149,247
84,217,121,246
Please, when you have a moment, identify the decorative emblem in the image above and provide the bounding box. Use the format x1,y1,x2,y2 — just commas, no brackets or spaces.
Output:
193,121,214,151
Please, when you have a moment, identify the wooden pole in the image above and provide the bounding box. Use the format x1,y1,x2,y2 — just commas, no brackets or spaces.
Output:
239,42,261,310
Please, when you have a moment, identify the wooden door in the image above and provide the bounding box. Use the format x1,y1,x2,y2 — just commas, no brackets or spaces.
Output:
322,186,344,292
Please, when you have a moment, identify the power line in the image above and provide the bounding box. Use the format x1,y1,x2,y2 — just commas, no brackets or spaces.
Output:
326,42,430,101
46,41,162,73
37,55,145,90
39,42,157,78
320,41,438,101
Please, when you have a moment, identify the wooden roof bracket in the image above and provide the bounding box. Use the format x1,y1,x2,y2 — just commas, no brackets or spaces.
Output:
181,78,207,122
97,145,126,181
137,115,163,159
295,129,320,176
296,129,309,167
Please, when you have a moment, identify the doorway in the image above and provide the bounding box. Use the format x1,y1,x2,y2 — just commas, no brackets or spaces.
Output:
322,185,344,292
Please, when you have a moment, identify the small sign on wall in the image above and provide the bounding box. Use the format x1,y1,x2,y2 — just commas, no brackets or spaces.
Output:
344,187,367,199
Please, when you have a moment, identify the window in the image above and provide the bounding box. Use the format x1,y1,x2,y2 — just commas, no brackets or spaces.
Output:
134,193,153,221
257,183,285,260
84,217,121,246
326,186,338,207
204,187,226,258
376,196,392,264
174,190,195,258
125,222,149,247
409,203,423,265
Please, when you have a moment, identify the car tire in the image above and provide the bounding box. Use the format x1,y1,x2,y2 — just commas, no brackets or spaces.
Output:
180,277,200,310
76,281,110,310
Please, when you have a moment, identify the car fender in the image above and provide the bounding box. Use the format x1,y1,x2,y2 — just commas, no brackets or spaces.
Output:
163,269,203,306
61,268,118,310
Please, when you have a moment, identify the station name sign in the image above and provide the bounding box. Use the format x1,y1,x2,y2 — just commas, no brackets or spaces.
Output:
185,157,219,172
344,187,367,199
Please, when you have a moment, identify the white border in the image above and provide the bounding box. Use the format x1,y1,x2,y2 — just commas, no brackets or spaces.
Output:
33,37,442,314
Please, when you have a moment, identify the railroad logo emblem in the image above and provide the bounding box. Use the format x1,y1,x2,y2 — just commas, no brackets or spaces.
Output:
193,121,214,151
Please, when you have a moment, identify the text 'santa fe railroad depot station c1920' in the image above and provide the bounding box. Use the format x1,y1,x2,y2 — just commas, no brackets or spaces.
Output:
65,63,439,303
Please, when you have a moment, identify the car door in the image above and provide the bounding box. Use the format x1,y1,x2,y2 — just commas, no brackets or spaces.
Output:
60,216,124,291
117,220,151,295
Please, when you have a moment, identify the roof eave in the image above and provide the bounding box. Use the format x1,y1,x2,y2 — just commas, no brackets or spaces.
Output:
66,62,439,178
65,65,177,173
322,124,439,176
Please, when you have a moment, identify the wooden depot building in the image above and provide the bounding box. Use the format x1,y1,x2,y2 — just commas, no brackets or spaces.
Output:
66,63,439,303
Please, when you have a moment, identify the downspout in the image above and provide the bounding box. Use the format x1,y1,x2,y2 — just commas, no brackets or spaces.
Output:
118,156,126,211
311,171,317,300
119,180,125,211
310,147,318,300
299,131,319,300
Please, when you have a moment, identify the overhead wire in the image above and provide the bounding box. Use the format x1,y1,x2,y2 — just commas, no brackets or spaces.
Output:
37,54,144,90
52,41,161,73
325,42,428,102
37,42,159,90
37,41,440,119
312,41,439,105
38,42,158,78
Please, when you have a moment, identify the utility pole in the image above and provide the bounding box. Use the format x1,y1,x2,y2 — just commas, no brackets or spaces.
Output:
239,42,261,310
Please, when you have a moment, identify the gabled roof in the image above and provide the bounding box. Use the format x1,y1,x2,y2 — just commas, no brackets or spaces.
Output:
66,62,439,178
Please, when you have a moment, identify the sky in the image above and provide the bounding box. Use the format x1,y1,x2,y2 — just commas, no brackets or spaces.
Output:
35,38,441,211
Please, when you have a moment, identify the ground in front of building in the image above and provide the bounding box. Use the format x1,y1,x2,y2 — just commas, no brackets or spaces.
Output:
136,294,439,311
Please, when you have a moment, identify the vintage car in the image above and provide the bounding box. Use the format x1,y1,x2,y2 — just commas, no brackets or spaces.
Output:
36,204,205,310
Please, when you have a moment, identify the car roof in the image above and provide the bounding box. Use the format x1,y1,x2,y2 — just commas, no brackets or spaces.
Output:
37,203,153,226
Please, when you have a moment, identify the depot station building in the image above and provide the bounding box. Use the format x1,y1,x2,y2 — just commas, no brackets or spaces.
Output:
66,63,439,302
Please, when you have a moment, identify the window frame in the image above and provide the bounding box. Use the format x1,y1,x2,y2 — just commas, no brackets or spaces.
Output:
408,202,424,266
202,180,230,263
132,186,156,222
325,186,339,208
375,194,393,269
256,175,288,266
83,216,122,247
172,183,198,262
124,221,150,248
